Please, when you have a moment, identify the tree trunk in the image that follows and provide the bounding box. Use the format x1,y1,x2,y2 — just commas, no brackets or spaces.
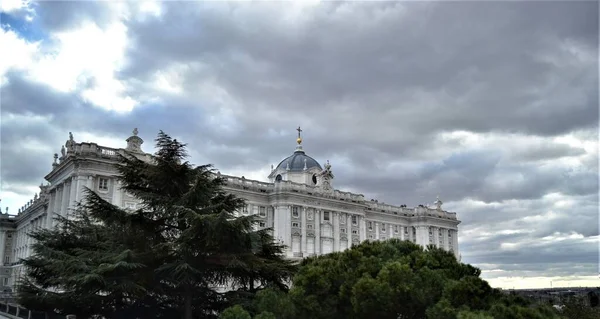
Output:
183,283,192,319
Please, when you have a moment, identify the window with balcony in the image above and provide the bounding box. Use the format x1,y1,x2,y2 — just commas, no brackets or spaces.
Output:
259,206,267,217
368,221,373,230
292,206,299,218
381,223,386,232
394,225,399,233
351,216,357,225
323,211,330,221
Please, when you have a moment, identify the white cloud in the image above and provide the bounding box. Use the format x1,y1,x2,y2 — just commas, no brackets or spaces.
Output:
485,275,600,290
1,5,137,112
0,0,30,13
31,21,136,112
0,28,39,85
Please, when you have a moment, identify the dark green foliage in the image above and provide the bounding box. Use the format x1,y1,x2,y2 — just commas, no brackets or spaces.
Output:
223,239,559,319
589,291,599,307
18,131,296,318
559,296,600,319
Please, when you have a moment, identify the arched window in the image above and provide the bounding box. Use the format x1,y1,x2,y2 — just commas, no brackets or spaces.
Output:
275,174,282,182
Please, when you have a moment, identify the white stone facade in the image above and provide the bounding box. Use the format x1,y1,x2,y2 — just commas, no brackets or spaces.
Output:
0,128,460,291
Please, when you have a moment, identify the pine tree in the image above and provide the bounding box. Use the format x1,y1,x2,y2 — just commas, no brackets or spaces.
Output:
18,131,296,318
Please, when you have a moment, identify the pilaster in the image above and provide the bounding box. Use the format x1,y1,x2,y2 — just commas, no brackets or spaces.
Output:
46,189,56,228
315,210,321,255
359,216,366,242
301,207,307,256
333,212,340,251
111,180,123,207
60,180,70,218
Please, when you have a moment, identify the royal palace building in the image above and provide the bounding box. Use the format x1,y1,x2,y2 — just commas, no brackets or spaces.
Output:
0,128,461,292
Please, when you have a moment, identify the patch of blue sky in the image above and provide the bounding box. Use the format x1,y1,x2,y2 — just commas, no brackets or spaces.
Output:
1,11,46,42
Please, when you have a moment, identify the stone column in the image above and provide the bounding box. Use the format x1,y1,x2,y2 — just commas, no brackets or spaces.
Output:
111,180,123,207
272,205,281,244
389,224,393,239
73,175,83,203
442,228,448,250
301,207,307,256
433,227,439,248
46,189,56,228
415,226,428,247
375,222,380,240
85,175,94,201
359,216,366,242
61,181,70,218
53,186,62,222
315,210,321,255
333,212,340,251
69,176,78,211
452,229,459,258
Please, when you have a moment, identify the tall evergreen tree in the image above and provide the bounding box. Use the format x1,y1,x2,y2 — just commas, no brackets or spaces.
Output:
18,131,296,318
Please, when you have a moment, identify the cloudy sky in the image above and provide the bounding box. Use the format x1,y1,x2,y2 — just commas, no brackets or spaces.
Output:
1,0,598,289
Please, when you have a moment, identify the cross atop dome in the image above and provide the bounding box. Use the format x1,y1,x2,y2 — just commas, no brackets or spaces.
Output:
295,126,304,152
296,126,303,145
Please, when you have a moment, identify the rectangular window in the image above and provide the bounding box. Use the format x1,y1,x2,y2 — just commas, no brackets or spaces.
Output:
368,222,372,230
340,228,346,233
394,225,399,233
340,215,345,224
351,216,357,225
307,224,313,230
381,236,386,240
259,222,266,228
98,178,109,191
323,211,330,221
292,207,299,218
259,206,267,217
381,223,386,232
352,230,358,234
369,234,374,239
7,234,11,238
3,278,7,286
292,222,299,228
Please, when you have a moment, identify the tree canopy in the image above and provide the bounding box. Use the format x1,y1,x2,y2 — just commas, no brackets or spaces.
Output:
221,240,560,319
18,131,296,319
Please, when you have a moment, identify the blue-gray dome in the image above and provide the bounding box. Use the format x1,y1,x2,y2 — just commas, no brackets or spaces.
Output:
275,150,322,172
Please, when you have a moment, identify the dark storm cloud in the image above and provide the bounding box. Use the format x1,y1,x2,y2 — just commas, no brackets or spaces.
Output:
122,1,598,141
1,1,599,286
31,0,116,32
